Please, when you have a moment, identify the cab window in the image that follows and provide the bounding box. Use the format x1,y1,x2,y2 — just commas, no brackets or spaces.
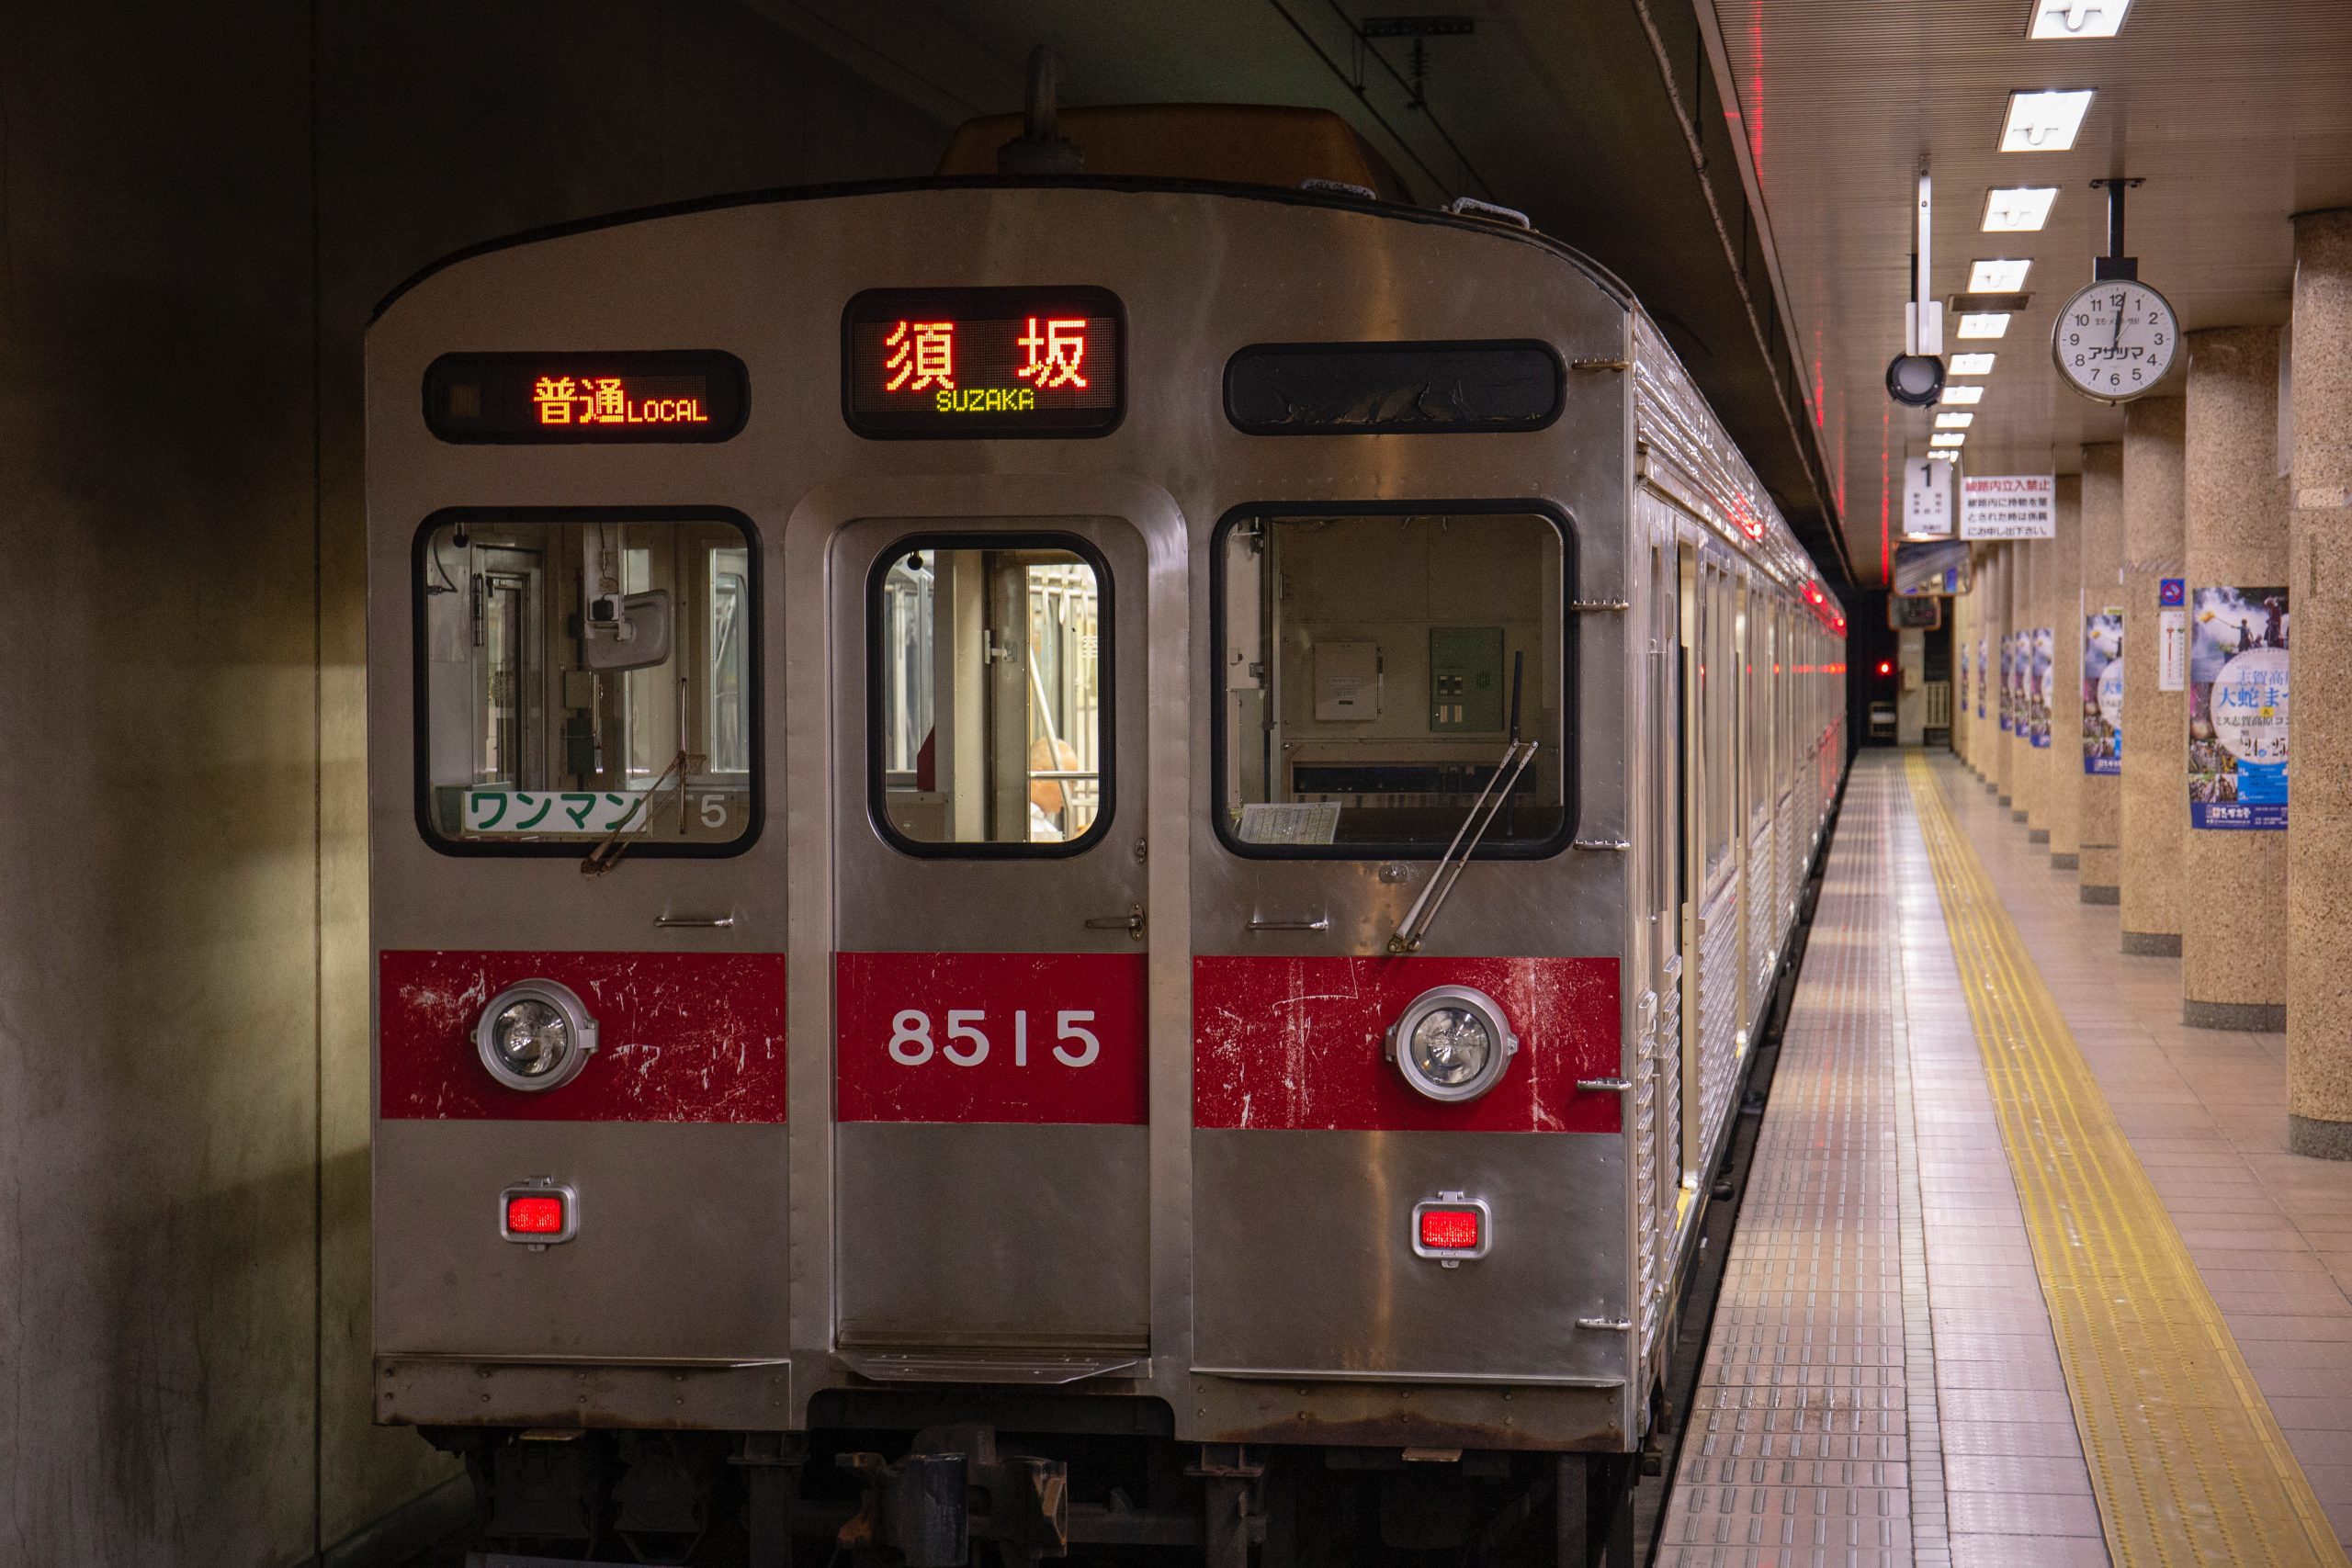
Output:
871,536,1109,854
414,513,758,852
1215,508,1572,856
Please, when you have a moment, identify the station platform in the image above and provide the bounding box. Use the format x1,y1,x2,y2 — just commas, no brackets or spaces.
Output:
1656,750,2352,1568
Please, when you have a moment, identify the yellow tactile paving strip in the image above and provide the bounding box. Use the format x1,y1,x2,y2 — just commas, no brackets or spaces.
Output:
1905,751,2346,1568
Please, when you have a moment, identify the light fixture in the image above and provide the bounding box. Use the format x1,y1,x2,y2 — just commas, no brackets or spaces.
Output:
1941,385,1984,405
1958,313,2013,339
1951,353,1998,375
2001,90,2095,152
1984,187,2059,231
498,1179,581,1247
1385,986,1518,1102
1936,412,1975,429
1931,433,1966,447
2029,0,2132,39
1411,1192,1492,1265
1969,258,2033,291
475,979,599,1091
1927,449,1961,461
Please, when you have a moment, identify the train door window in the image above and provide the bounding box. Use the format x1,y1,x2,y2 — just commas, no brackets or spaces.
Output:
1214,507,1571,856
870,536,1108,853
414,512,759,853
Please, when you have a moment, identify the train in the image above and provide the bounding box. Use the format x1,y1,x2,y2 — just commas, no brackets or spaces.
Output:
366,73,1847,1568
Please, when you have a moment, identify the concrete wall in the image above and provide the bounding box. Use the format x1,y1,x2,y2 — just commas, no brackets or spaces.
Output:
0,6,945,1562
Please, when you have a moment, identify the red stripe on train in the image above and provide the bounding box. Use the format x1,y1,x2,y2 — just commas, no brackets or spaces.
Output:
378,950,787,1122
1193,955,1621,1134
835,952,1149,1125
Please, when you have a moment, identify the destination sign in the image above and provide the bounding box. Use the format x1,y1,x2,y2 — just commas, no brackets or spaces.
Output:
843,288,1124,438
424,351,748,444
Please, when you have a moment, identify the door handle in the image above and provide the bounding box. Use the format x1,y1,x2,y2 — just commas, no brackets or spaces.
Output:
1246,914,1330,932
1083,905,1146,941
653,913,736,930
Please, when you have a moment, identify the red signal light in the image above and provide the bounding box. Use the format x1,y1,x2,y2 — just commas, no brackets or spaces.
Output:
1878,660,1894,677
1418,1207,1482,1251
506,1194,565,1235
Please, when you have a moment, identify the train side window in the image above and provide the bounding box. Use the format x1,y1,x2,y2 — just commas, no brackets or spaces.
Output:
869,536,1109,854
413,512,760,854
1214,507,1573,858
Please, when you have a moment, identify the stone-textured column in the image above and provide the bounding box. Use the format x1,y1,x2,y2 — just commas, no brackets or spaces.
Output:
2044,477,2084,864
2289,210,2352,1156
2181,326,2289,1030
2120,398,2187,953
2014,538,2044,829
2077,443,2126,901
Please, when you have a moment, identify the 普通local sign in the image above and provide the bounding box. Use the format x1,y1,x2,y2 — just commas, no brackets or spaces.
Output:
1960,474,2056,539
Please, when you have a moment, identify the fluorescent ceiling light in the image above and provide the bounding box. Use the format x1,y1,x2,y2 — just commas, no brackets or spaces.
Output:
2030,0,2132,39
1969,258,2032,291
1951,353,1997,375
1928,450,1961,461
1941,385,1985,405
2001,90,2095,152
1958,312,2013,339
1931,434,1967,447
1984,186,2059,231
1936,412,1975,429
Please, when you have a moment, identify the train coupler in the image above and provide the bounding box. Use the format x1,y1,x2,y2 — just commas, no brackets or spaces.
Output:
838,1424,1069,1567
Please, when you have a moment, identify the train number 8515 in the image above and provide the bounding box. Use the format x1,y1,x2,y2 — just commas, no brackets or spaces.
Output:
887,1009,1102,1068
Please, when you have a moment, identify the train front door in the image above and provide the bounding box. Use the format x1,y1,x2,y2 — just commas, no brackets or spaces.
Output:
828,515,1152,1367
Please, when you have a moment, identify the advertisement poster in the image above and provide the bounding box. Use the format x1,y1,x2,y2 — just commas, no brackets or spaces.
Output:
2029,627,2054,749
1999,635,2015,732
2188,585,2290,829
2083,610,2123,774
1960,643,1971,716
1977,636,1988,718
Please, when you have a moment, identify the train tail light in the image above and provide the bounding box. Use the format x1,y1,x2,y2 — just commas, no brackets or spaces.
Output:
1411,1192,1491,1266
500,1180,579,1247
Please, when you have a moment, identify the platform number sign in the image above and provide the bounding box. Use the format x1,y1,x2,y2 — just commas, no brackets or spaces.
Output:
2052,278,2179,404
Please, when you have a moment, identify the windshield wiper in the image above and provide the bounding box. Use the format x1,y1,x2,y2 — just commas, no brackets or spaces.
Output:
1387,737,1538,954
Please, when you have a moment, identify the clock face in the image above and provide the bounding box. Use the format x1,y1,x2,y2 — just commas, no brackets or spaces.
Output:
2052,279,2179,402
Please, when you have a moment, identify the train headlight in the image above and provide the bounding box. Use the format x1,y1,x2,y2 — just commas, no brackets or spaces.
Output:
1386,986,1518,1102
474,980,598,1092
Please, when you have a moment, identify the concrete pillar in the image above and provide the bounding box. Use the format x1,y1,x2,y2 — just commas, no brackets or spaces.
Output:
2181,326,2289,1030
2014,538,2045,829
2288,209,2352,1156
2044,477,2084,864
2077,443,2126,902
2120,398,2187,953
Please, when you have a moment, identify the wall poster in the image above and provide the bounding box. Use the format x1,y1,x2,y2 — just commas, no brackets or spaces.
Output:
1977,635,1988,718
2028,626,2053,750
2187,585,2290,829
2083,608,2123,774
1999,634,2016,732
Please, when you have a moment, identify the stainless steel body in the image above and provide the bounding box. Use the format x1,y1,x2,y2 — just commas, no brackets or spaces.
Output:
366,182,1845,1458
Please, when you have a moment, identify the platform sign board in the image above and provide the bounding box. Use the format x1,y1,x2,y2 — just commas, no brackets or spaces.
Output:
2157,577,2188,693
2029,626,2054,749
1902,457,1954,538
2188,585,2290,829
2083,608,2123,774
1960,474,2057,539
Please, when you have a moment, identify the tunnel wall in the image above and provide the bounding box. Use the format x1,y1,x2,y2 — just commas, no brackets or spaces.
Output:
0,5,944,1562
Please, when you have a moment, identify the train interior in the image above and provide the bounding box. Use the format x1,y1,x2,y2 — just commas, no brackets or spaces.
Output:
417,517,755,848
1217,511,1567,852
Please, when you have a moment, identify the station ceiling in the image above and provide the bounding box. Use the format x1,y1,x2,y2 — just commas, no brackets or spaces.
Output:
756,0,2352,594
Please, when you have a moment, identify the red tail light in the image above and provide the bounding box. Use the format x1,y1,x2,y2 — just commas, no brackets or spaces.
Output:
506,1195,565,1234
1419,1208,1481,1250
499,1180,578,1244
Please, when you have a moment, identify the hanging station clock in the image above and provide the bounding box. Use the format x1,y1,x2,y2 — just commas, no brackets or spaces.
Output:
2051,276,2180,404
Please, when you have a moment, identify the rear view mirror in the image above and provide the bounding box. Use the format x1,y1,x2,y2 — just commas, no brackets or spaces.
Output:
582,589,673,672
